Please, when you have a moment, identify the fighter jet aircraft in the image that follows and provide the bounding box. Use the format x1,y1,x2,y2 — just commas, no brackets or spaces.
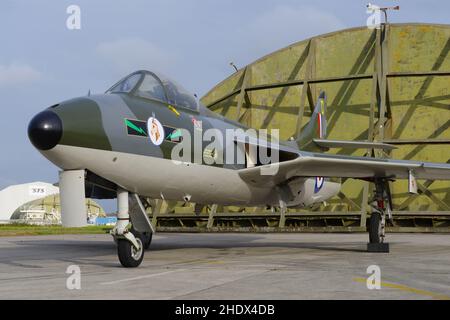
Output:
28,70,450,267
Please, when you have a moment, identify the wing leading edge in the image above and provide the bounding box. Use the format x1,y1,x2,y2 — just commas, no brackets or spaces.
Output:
238,153,450,187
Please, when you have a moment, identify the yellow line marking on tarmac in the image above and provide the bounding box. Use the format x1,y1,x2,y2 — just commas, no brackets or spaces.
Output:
353,277,450,300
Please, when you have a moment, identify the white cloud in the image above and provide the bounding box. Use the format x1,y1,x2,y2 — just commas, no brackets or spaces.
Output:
95,38,176,75
0,63,41,87
241,5,346,59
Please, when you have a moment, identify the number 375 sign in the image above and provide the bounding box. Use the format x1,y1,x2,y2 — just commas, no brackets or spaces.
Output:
29,186,47,197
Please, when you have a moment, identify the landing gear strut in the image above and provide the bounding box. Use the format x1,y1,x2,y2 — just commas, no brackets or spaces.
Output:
367,179,392,252
111,188,154,267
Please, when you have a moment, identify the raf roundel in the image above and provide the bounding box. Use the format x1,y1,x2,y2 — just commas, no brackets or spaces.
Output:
147,117,165,146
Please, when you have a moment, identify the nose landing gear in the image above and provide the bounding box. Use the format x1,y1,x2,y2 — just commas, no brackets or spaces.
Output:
111,188,155,267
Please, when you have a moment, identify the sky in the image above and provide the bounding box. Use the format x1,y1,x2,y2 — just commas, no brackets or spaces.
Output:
0,0,448,210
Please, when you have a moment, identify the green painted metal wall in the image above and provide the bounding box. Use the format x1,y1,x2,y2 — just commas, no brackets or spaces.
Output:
201,23,450,215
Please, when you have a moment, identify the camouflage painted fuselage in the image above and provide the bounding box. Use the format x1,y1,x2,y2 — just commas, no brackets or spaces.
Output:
29,71,340,207
39,93,270,205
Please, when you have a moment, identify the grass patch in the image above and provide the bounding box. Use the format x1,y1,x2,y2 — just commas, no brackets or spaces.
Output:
0,224,112,237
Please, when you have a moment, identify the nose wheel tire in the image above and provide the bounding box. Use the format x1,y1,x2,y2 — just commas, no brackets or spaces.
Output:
369,212,382,244
118,231,144,268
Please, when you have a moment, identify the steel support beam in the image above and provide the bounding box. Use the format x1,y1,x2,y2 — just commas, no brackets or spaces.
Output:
295,40,316,139
235,67,251,122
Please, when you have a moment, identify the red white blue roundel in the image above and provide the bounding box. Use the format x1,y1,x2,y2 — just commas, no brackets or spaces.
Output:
314,177,324,193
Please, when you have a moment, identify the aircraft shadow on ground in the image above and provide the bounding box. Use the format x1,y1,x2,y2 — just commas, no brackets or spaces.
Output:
0,235,369,269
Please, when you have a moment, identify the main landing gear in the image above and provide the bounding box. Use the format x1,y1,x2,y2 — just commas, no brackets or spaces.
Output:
111,188,155,267
367,179,392,253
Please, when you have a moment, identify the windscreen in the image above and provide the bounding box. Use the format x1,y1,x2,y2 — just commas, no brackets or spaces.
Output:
135,73,167,102
107,73,142,93
156,73,199,111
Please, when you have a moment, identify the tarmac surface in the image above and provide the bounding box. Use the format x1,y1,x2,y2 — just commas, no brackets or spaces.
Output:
0,232,449,299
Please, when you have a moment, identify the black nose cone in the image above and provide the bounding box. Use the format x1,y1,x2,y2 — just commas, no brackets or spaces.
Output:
28,110,63,150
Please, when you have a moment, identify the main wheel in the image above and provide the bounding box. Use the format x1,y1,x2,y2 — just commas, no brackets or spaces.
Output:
118,231,144,268
369,212,382,243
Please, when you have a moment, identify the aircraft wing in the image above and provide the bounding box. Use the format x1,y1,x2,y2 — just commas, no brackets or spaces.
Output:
238,153,450,187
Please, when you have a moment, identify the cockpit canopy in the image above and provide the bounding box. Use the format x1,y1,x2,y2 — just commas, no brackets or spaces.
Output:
106,70,199,111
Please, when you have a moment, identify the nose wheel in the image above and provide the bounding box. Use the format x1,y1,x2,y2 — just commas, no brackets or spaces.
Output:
117,228,146,268
112,189,155,268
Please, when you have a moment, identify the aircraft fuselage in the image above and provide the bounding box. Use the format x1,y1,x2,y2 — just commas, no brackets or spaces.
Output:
28,71,340,208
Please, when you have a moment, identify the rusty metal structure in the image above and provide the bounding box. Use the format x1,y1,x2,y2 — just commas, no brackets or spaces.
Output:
150,23,450,232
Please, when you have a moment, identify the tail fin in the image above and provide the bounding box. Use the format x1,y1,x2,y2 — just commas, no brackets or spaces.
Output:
296,91,397,152
297,91,327,151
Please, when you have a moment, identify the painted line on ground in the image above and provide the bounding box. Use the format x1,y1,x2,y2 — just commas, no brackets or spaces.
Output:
101,269,186,285
353,277,450,300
